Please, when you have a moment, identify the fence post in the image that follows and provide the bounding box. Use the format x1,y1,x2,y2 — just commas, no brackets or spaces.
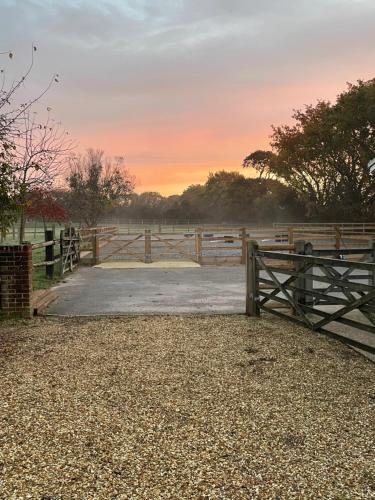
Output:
370,239,375,286
241,227,249,265
69,226,74,271
195,228,202,264
304,241,314,306
246,240,260,316
92,230,99,265
45,229,54,279
144,229,152,263
288,226,294,245
293,240,305,312
334,225,341,258
60,230,64,277
293,240,314,310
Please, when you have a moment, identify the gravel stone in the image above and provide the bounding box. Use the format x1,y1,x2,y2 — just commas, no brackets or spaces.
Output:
0,315,374,499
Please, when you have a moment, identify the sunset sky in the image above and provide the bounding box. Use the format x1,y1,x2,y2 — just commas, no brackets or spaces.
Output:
2,0,375,194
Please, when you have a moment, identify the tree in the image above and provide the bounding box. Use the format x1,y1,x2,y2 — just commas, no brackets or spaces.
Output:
0,132,18,238
126,192,165,219
25,189,67,230
251,79,375,220
0,50,20,237
0,45,63,238
13,108,73,242
0,155,18,238
1,45,59,139
67,149,135,227
242,150,276,179
249,180,304,224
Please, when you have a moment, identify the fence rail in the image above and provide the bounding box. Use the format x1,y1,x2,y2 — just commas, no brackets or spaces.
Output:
246,240,375,356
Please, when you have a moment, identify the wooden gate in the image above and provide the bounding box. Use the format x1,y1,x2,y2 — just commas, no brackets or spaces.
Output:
99,233,145,263
246,240,375,355
150,233,196,261
94,230,197,263
60,227,80,275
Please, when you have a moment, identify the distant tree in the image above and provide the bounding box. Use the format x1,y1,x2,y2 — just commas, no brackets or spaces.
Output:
106,170,304,224
67,149,135,227
204,171,289,222
242,150,276,179
163,185,206,221
250,180,305,224
127,192,165,219
190,171,302,223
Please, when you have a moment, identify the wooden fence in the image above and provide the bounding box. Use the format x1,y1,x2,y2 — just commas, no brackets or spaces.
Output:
81,226,296,265
274,222,375,233
78,224,375,265
274,223,375,248
246,240,375,355
32,227,80,278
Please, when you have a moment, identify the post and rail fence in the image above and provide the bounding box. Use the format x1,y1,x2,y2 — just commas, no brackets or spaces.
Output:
82,226,297,265
78,223,375,266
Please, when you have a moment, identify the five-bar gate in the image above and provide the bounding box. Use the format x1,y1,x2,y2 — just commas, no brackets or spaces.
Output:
246,240,375,355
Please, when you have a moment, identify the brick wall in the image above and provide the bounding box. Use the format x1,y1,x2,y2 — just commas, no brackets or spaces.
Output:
0,244,32,318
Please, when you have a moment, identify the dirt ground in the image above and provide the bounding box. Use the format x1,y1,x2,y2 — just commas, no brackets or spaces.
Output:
0,315,374,499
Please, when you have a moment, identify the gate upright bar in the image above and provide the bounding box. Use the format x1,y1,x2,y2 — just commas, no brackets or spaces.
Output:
145,229,152,263
246,240,260,316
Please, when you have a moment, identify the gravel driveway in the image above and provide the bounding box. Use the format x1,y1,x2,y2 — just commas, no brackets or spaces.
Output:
0,315,374,498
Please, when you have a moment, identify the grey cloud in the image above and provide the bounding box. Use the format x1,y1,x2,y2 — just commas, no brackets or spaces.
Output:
1,0,374,130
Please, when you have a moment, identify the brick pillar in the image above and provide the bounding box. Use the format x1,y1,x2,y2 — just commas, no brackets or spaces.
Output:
0,244,32,318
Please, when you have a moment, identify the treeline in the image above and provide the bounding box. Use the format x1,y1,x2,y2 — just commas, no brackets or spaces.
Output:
107,172,303,224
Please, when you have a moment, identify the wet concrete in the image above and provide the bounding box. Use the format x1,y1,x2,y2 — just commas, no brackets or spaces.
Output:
48,266,246,315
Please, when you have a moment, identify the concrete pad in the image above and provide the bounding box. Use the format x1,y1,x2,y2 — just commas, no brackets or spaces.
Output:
48,266,246,315
94,260,200,269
